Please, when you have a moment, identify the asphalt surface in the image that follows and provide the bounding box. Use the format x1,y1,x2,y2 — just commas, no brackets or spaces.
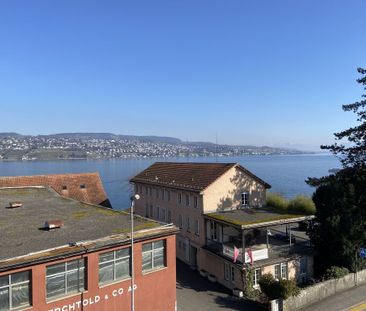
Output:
301,283,366,311
176,260,265,311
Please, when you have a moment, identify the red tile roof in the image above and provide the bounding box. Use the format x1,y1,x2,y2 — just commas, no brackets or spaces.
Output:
0,172,111,207
130,162,270,192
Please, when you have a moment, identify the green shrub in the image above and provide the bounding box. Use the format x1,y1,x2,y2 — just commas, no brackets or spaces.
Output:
277,279,300,299
323,266,349,280
267,193,289,211
288,195,316,215
259,273,300,300
259,273,278,300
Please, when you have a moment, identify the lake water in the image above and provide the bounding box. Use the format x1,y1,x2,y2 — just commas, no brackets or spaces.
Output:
0,154,340,210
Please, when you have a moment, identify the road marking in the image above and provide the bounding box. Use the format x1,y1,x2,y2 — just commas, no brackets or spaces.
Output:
348,301,366,311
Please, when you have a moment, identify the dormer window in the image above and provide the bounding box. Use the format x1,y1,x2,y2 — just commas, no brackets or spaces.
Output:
241,192,249,207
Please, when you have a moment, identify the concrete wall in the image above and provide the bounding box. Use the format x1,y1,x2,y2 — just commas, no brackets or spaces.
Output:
202,166,266,213
279,268,366,311
133,183,204,264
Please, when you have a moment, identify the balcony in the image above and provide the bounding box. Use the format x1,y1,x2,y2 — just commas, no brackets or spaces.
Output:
204,237,312,266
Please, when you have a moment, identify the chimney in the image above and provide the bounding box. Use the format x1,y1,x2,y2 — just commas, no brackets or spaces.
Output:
9,201,22,208
44,220,64,230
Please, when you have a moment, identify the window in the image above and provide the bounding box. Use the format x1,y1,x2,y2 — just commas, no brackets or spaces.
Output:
274,264,280,280
145,186,148,195
167,191,171,201
178,193,182,204
80,184,86,189
142,240,166,272
253,268,262,287
0,271,31,310
274,263,288,280
185,194,189,206
99,248,130,285
194,196,198,208
162,189,165,201
241,192,249,206
186,216,190,232
156,206,160,220
178,215,183,229
150,205,154,218
156,188,159,199
167,210,171,223
210,221,218,241
224,263,235,283
145,204,149,217
161,208,166,222
149,187,152,196
281,263,288,279
46,259,86,300
62,185,67,190
195,220,200,236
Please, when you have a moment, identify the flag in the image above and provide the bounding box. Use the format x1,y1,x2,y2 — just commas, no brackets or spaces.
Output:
233,246,240,263
247,248,253,266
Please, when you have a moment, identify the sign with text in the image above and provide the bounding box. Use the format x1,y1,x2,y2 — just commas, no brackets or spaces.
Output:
48,284,138,311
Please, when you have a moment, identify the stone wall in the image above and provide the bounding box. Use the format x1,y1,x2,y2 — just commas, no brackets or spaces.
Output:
276,269,366,311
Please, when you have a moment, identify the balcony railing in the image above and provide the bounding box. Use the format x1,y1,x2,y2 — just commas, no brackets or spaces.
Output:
205,239,312,264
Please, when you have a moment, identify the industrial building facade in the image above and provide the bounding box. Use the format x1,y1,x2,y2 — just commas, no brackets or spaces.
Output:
0,186,178,311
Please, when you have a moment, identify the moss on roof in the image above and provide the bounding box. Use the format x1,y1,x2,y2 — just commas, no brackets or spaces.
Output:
206,208,309,227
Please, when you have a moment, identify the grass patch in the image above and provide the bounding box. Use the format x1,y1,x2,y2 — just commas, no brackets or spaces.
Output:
266,193,315,215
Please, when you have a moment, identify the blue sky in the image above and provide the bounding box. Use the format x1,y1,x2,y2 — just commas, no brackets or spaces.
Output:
0,0,365,151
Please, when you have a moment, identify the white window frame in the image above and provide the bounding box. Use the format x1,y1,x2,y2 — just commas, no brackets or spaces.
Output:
186,216,190,232
195,219,200,236
46,259,86,300
281,262,288,279
142,240,166,272
253,268,262,287
98,248,131,285
210,221,218,241
274,263,288,280
0,271,31,310
241,192,249,206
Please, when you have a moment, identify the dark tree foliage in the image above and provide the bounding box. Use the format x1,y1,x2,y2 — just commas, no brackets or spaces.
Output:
321,68,366,168
307,68,366,275
309,167,366,274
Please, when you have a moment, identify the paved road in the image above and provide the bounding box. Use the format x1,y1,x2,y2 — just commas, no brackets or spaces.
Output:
176,260,265,311
301,283,366,311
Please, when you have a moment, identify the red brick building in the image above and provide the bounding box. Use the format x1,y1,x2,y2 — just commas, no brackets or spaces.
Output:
0,186,178,311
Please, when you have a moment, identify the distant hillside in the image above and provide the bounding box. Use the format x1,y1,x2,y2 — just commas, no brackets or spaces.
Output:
0,132,311,161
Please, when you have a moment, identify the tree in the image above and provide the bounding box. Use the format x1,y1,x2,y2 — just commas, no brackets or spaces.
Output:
321,67,366,168
309,166,366,274
307,68,366,275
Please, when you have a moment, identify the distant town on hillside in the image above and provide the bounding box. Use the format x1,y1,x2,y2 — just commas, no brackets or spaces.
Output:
0,132,311,160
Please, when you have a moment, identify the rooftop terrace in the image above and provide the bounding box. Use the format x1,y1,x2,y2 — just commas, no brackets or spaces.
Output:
205,208,314,229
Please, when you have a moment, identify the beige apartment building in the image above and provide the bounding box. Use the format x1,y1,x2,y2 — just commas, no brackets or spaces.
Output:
131,162,314,294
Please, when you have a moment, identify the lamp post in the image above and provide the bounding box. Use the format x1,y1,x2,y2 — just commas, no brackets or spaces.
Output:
130,194,140,311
